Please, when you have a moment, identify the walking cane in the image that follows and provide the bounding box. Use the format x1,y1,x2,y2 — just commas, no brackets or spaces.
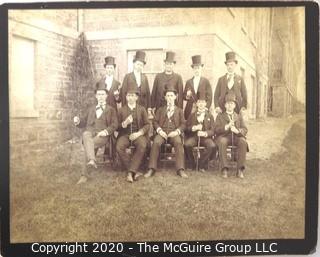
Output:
229,114,234,162
196,134,201,171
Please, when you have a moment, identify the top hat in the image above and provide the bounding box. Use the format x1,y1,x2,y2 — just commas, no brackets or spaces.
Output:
225,92,237,103
191,55,204,67
133,50,146,64
126,86,140,95
104,56,116,68
164,84,177,95
95,80,108,93
224,51,238,64
164,51,176,64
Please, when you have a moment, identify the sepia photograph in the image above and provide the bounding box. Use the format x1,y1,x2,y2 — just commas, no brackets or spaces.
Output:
7,4,309,246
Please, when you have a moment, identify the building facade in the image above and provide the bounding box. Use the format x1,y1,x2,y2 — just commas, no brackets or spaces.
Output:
8,7,305,159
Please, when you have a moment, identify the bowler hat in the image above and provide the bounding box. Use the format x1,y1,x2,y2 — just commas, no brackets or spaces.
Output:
225,92,237,103
164,51,176,64
104,56,116,68
133,50,146,64
127,87,140,96
95,80,108,93
191,55,204,67
164,85,177,95
224,51,238,64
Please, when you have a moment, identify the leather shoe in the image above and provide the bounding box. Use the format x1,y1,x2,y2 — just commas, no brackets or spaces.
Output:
126,172,134,183
221,168,228,178
76,175,88,184
144,169,155,178
177,169,188,178
237,169,244,179
87,159,97,169
134,172,143,180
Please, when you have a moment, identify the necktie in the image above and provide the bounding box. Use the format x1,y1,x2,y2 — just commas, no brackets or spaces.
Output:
167,105,174,119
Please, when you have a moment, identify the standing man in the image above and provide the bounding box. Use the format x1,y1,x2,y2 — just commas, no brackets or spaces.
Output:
145,86,187,178
183,55,212,120
215,93,248,179
116,88,150,183
151,51,183,112
214,51,247,114
184,96,216,172
120,50,152,118
95,56,121,109
73,86,118,184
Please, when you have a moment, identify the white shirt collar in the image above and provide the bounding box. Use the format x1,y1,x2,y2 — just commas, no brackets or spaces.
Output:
128,103,136,110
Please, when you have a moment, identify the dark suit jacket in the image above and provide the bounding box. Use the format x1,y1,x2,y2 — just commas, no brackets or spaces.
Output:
183,77,212,119
77,104,118,135
214,112,248,139
120,72,150,109
117,104,150,136
97,76,121,109
214,74,247,112
151,72,183,110
153,106,186,133
186,110,215,137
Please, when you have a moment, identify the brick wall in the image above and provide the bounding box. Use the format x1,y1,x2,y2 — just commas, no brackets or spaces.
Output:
9,12,80,160
83,8,214,31
9,9,78,30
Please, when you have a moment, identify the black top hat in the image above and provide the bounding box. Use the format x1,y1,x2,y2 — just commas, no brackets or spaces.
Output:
225,51,238,64
104,56,116,68
164,84,177,95
133,50,146,64
191,55,204,67
95,80,108,93
164,51,176,64
225,92,237,103
126,87,140,95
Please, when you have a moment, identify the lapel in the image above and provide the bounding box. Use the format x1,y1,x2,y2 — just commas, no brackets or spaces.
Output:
223,112,238,123
110,78,118,92
190,77,196,96
233,74,242,89
130,72,138,87
222,74,228,93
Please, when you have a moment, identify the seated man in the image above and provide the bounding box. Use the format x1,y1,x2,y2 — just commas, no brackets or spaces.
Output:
73,87,118,184
215,92,248,179
184,96,216,172
116,88,150,183
145,86,187,178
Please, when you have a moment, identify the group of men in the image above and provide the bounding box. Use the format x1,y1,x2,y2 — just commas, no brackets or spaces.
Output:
73,50,248,184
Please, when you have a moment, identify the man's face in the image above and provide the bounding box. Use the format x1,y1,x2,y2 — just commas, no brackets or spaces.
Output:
165,91,177,105
226,61,237,73
193,65,202,77
225,101,236,112
105,65,115,76
196,99,206,110
96,90,108,104
133,60,144,73
126,93,138,105
164,61,174,73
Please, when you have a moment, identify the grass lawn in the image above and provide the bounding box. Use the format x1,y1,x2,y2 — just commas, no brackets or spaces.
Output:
10,119,305,242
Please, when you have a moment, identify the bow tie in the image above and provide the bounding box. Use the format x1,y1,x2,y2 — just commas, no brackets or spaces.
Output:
96,104,106,110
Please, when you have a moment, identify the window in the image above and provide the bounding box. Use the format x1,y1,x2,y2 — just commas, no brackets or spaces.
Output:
10,35,38,117
127,49,163,92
